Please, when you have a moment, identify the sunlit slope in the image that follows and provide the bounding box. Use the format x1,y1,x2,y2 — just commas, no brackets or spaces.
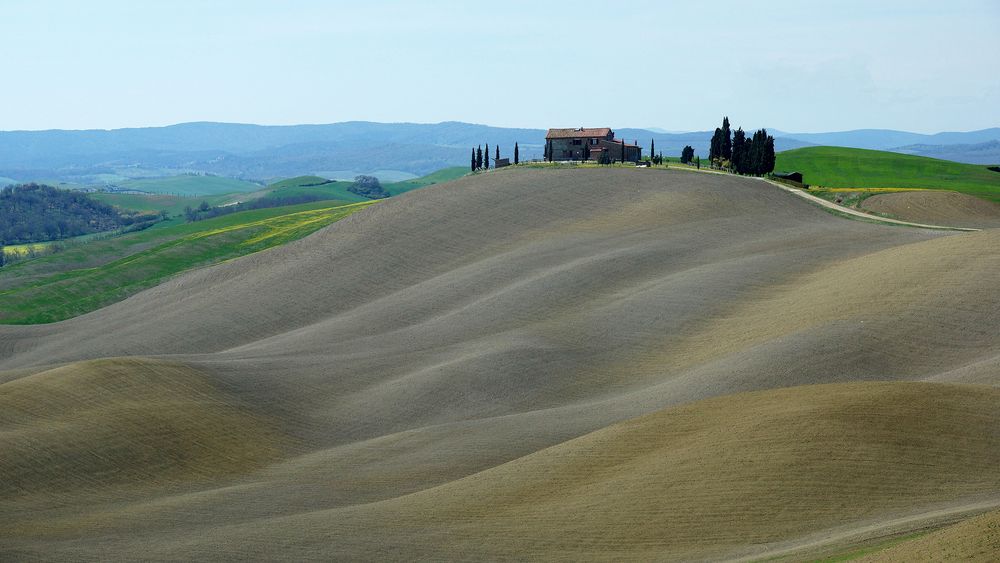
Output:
6,382,996,561
253,382,996,562
1,167,998,560
0,167,950,368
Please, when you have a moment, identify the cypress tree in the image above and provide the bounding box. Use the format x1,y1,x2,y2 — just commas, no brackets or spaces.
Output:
763,132,776,174
620,139,625,163
471,148,476,173
484,143,490,170
514,142,519,164
583,142,591,161
477,145,483,170
749,129,765,175
495,145,500,164
732,128,747,174
721,116,732,162
709,128,722,162
650,138,655,161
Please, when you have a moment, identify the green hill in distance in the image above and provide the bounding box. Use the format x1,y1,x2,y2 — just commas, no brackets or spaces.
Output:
116,174,262,196
0,199,372,324
261,176,369,203
775,146,1000,202
385,166,468,196
91,168,469,216
91,192,236,216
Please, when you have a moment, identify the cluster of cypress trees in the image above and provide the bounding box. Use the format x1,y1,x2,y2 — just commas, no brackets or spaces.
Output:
731,128,776,175
471,144,490,172
471,143,520,172
708,117,775,175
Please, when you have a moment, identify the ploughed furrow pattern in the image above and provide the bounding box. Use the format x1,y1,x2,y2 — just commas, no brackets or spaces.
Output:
1,168,997,560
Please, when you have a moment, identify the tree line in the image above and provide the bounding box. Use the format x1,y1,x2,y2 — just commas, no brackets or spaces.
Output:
0,183,158,245
708,116,775,175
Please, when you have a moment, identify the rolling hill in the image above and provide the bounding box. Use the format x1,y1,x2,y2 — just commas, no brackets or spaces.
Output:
1,167,997,560
775,146,1000,202
114,174,262,196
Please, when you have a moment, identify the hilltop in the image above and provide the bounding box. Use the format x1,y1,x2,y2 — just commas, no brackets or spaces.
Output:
1,167,997,560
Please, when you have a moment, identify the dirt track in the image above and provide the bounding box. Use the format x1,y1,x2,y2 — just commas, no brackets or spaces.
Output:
1,167,997,560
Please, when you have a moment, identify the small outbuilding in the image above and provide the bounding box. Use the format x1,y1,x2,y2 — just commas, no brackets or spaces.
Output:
495,157,511,168
773,171,804,184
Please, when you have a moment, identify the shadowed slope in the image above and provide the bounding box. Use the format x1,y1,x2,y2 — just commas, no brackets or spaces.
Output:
1,358,289,500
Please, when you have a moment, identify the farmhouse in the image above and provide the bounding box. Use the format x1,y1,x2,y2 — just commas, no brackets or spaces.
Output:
545,127,642,163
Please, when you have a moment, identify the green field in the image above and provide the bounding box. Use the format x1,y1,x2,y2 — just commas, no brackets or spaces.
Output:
91,192,238,216
384,167,468,196
263,168,469,200
116,175,262,196
262,176,370,202
775,146,1000,202
0,200,373,324
94,168,470,215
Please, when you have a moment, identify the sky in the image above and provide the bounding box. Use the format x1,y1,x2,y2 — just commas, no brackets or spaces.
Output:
1,0,998,133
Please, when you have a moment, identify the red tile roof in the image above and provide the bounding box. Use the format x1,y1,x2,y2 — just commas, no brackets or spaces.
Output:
546,127,612,139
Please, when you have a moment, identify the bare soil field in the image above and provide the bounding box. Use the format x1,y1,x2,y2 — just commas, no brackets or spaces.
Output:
861,509,1000,561
859,190,1000,228
1,167,997,560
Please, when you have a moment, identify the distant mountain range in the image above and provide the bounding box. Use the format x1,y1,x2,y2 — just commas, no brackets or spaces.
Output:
889,140,1000,165
0,122,996,186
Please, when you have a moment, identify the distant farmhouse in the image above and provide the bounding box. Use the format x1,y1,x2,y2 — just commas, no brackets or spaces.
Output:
545,127,642,163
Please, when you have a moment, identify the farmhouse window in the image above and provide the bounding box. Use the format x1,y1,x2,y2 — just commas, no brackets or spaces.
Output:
572,139,582,145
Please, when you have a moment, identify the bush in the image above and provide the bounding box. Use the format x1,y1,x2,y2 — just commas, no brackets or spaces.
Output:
348,175,389,199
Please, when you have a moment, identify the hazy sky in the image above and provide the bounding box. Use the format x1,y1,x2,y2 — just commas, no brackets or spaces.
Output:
2,0,998,133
